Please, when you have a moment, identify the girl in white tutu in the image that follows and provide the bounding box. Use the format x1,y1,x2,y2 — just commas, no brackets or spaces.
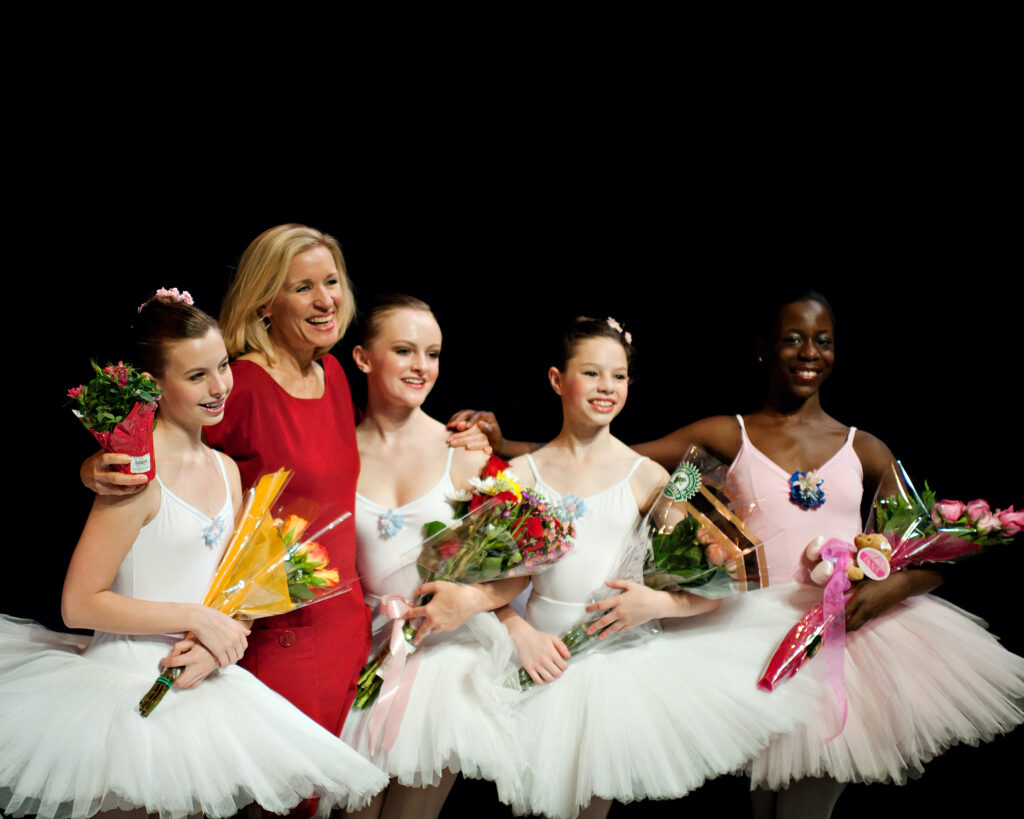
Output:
0,292,388,819
341,294,528,819
496,316,818,819
632,291,1024,818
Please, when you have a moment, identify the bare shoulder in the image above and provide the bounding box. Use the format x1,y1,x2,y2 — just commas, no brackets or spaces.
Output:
508,453,537,489
632,457,670,513
852,429,895,486
450,445,490,487
90,477,161,531
214,450,244,511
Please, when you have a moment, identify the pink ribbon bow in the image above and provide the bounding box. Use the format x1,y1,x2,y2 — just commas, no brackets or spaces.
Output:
367,595,424,751
820,538,855,738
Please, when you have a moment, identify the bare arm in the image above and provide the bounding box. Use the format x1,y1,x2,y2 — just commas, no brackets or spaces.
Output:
497,605,571,684
632,416,742,471
62,488,249,667
847,429,942,629
585,581,721,636
446,409,541,459
406,575,531,644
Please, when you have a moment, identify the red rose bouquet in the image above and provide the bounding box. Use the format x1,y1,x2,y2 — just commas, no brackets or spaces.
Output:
67,360,162,483
354,456,576,710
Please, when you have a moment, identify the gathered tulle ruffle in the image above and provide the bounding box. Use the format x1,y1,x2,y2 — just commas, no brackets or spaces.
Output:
0,616,388,819
749,587,1024,789
342,610,524,802
509,589,821,819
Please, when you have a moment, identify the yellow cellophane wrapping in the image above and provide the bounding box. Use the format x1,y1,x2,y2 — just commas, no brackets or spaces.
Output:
202,468,296,617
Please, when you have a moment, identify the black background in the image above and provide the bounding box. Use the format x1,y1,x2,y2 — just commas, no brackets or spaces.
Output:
7,96,1020,817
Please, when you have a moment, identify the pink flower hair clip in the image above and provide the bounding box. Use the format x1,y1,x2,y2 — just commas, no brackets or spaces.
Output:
606,316,633,345
138,287,195,313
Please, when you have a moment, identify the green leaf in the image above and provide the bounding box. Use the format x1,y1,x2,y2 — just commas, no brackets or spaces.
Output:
423,520,448,538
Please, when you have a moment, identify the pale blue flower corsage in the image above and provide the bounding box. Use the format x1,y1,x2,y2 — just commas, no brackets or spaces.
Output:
378,509,406,539
556,493,586,523
201,514,225,547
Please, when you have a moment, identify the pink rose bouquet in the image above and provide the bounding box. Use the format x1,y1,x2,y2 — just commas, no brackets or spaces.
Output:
760,461,1021,702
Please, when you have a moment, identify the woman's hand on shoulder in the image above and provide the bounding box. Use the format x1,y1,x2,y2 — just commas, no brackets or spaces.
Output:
501,611,570,685
446,410,501,454
632,415,741,471
81,451,149,496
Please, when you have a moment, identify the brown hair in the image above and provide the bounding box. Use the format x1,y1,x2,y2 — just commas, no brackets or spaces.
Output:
133,295,220,376
360,293,434,347
557,315,635,379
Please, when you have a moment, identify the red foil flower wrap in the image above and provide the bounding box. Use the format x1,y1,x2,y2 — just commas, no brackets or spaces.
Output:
88,401,158,483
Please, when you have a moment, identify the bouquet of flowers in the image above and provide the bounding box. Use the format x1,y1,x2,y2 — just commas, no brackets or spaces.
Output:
512,447,770,691
759,461,1023,700
67,360,162,483
138,468,353,716
644,446,769,598
354,456,576,710
512,516,655,692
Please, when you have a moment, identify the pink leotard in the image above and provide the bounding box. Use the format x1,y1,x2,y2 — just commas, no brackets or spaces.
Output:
725,415,863,585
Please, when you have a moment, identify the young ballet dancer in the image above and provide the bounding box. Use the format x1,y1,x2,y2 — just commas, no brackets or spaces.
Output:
0,293,387,819
495,316,816,819
342,295,528,819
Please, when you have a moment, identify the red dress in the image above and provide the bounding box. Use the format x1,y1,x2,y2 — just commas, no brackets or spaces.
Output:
206,355,371,735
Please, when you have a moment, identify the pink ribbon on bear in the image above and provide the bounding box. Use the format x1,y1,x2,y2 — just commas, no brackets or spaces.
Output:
367,594,424,751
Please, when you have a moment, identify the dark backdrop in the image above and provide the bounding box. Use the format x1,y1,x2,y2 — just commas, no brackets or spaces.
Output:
7,127,1020,817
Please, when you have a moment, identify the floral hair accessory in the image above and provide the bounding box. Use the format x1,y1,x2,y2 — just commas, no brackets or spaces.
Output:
138,287,195,313
789,470,825,510
606,316,633,345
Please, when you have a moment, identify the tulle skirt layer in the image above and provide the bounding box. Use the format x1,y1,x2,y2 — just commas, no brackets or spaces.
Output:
748,586,1024,788
342,611,524,802
0,616,388,819
509,589,820,819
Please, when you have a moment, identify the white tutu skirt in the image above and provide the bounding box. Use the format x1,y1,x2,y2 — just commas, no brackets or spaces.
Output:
0,616,388,819
342,610,524,801
748,585,1024,788
508,591,821,819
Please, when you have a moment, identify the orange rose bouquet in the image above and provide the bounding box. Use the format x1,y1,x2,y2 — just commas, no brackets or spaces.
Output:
138,468,354,716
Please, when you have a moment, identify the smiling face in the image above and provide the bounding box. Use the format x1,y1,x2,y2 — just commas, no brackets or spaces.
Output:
768,299,835,400
354,308,442,409
552,336,629,426
263,244,345,356
152,328,233,429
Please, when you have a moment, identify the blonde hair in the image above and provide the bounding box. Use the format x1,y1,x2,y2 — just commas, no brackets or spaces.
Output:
220,224,356,362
